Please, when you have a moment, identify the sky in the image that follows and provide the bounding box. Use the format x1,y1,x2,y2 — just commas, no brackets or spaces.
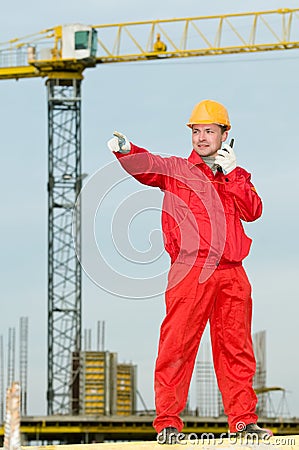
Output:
1,0,299,420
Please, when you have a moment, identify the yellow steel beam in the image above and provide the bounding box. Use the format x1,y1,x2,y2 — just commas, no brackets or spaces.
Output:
0,67,84,80
1,419,299,441
255,386,285,394
0,423,224,436
94,42,299,64
0,65,40,79
94,8,299,62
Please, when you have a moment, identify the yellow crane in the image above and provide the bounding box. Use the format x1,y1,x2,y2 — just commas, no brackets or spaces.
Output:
1,8,299,80
0,8,298,416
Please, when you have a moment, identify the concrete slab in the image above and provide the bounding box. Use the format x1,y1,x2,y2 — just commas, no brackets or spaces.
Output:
2,435,298,449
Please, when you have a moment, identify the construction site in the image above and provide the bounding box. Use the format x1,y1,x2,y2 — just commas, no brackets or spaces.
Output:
1,3,299,448
0,321,296,445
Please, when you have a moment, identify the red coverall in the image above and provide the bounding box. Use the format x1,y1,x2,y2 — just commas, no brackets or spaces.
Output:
115,143,262,433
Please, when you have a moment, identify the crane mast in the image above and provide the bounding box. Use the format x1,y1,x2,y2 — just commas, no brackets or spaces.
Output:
47,77,82,414
0,8,299,415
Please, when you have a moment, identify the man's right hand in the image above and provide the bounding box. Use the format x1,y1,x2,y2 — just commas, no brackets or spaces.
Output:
107,131,131,154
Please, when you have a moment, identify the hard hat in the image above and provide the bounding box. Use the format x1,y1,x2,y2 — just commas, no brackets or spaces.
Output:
187,99,231,130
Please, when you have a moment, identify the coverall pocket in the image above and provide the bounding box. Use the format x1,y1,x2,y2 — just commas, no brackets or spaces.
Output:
176,182,191,207
225,269,252,330
217,183,235,214
176,181,207,214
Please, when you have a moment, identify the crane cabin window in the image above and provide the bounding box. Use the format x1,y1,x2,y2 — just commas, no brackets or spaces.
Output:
91,29,97,56
75,31,89,50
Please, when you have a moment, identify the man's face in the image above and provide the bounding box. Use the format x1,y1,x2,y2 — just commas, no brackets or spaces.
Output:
191,123,228,158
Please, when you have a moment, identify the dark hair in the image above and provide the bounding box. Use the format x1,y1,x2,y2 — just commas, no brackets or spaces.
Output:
219,125,228,134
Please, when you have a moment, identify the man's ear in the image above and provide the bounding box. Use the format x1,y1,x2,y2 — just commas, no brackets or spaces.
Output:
221,130,228,142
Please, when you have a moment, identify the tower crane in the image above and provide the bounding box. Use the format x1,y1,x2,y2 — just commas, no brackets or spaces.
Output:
0,8,299,416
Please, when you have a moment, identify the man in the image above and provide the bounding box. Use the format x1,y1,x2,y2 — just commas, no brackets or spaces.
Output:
108,100,272,444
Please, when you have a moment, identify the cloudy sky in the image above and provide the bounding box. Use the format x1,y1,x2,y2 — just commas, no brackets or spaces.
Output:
1,0,299,419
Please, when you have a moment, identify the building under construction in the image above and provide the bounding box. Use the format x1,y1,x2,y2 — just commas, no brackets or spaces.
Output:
71,351,137,417
0,320,298,445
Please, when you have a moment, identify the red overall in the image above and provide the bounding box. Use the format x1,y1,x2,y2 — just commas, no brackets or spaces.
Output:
115,144,262,433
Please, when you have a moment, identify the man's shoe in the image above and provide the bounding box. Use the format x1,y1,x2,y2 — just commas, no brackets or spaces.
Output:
240,423,273,439
157,427,179,445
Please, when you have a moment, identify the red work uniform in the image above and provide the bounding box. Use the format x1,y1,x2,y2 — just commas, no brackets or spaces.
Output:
114,143,262,433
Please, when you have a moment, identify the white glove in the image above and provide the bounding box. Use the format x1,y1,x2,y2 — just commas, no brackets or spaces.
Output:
214,143,237,175
107,131,131,154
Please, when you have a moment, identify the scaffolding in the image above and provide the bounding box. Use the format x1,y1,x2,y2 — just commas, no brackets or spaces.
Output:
253,330,267,416
7,328,16,389
84,329,92,351
196,342,222,417
19,317,29,416
97,321,105,352
253,331,290,418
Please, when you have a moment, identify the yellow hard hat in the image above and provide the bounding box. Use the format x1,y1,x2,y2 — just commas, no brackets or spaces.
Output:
187,99,231,130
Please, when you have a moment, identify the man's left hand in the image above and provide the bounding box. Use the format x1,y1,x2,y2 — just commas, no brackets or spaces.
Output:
215,143,237,175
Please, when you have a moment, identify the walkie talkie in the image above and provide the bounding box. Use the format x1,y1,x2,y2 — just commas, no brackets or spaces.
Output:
222,138,235,151
216,138,235,172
